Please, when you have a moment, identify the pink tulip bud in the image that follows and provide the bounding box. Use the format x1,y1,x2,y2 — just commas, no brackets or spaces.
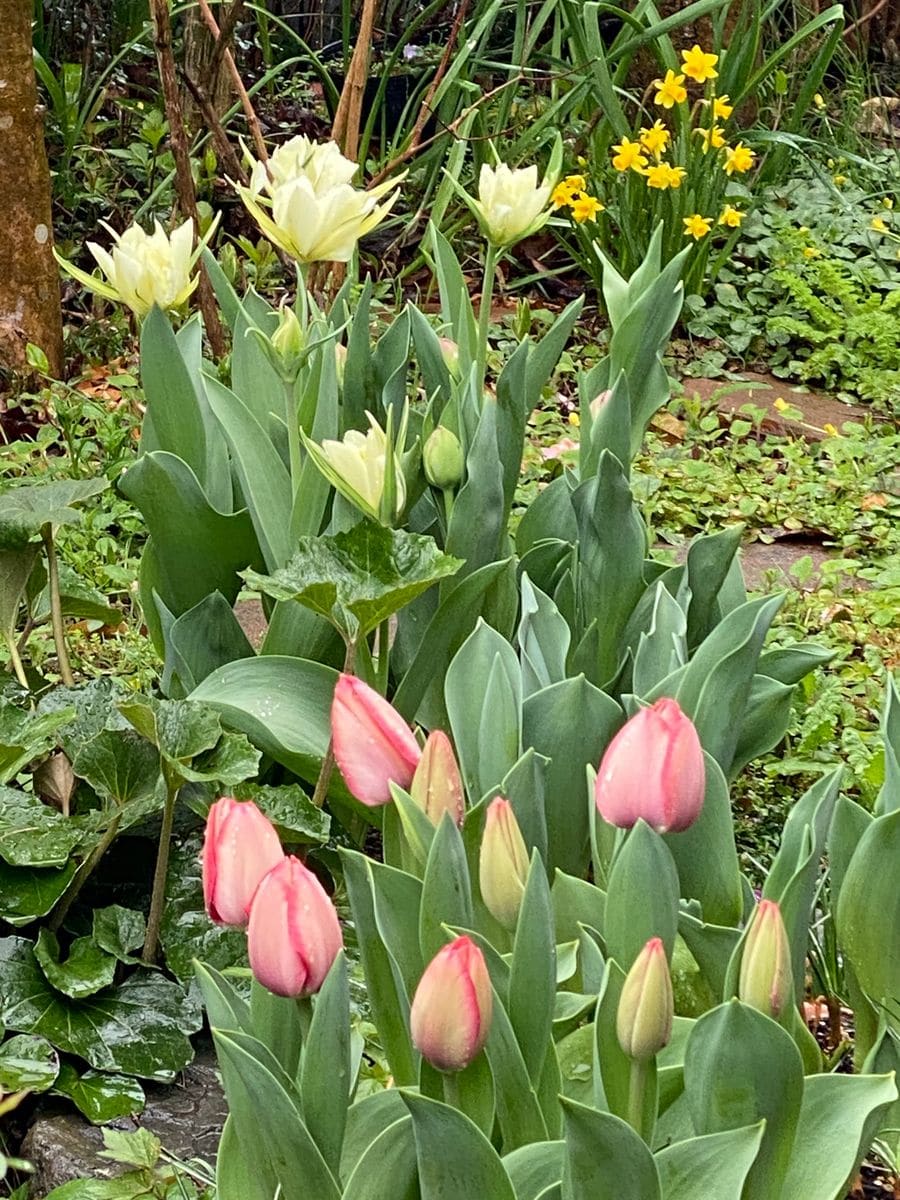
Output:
331,674,422,807
202,796,284,927
410,936,493,1072
479,797,529,930
616,937,674,1062
410,730,465,826
738,899,793,1020
438,336,460,378
594,699,705,833
589,389,613,418
247,856,343,998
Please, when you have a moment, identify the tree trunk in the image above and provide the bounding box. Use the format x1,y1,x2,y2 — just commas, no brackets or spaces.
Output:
181,6,234,131
0,0,64,377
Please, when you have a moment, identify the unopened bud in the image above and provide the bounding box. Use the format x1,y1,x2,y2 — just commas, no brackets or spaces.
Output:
334,342,347,385
272,303,304,375
410,730,464,826
479,798,529,930
738,899,793,1020
423,427,464,490
589,389,612,419
616,937,673,1062
438,337,460,378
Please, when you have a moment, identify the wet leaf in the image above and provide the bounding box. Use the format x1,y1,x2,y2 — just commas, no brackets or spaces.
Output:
0,702,75,785
0,860,76,925
37,678,131,758
52,1063,146,1124
92,907,146,965
0,788,86,867
73,730,161,806
34,930,117,1000
233,782,330,844
0,1033,59,1093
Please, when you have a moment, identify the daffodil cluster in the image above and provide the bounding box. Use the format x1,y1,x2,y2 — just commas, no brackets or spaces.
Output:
551,174,606,225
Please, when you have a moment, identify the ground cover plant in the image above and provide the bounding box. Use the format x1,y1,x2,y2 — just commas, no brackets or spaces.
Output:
1,1,899,1196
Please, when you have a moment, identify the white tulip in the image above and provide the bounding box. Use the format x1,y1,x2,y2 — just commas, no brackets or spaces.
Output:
311,412,406,520
239,137,402,265
471,162,552,247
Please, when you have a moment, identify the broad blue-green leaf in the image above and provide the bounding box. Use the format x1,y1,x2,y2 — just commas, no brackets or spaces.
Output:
484,992,548,1151
244,522,461,639
190,656,337,782
876,676,900,816
518,575,570,697
52,1063,145,1124
342,1116,418,1200
604,821,679,970
502,1141,564,1200
402,1091,517,1200
655,1123,764,1200
340,1089,410,1181
140,306,209,487
837,809,900,1015
509,854,555,1084
0,937,199,1081
300,953,351,1177
683,525,744,650
561,1099,661,1200
163,590,256,694
0,1033,59,1092
34,929,117,1000
419,815,473,962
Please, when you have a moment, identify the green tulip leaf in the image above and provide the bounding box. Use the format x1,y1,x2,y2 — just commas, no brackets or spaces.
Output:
300,953,351,1177
34,929,117,1000
342,1116,418,1200
509,853,556,1084
52,1062,146,1124
243,520,461,640
0,860,76,926
502,1140,564,1200
837,808,900,1014
0,1033,59,1093
0,702,75,787
561,1098,661,1200
340,1089,410,1181
418,815,474,963
402,1091,517,1200
0,787,86,867
655,1123,764,1200
0,937,200,1080
604,820,679,970
91,906,146,965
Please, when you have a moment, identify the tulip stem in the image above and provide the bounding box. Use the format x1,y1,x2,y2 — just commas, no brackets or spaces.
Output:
442,1069,462,1112
42,524,75,687
311,638,358,809
142,782,179,964
626,1059,649,1140
476,243,499,395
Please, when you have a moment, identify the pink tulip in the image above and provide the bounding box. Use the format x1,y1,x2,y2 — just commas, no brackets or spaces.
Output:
247,856,343,998
202,797,284,927
331,673,421,806
410,730,465,827
594,698,705,834
410,936,493,1072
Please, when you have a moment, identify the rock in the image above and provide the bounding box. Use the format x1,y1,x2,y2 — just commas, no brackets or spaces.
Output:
22,1051,226,1197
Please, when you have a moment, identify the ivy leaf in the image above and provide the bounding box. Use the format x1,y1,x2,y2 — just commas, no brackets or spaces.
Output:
0,701,75,784
0,1033,59,1093
52,1063,146,1125
0,788,86,867
233,782,330,845
160,834,247,985
0,860,76,926
34,930,117,1000
92,907,146,966
73,729,161,806
243,521,462,638
0,937,200,1081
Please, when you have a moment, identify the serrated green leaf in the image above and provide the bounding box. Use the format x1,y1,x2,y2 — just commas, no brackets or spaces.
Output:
98,1126,160,1169
233,782,329,844
243,521,461,639
73,729,161,806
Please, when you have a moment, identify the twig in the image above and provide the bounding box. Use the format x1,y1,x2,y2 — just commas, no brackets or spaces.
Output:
843,0,888,41
332,0,383,160
400,0,470,159
149,0,226,358
197,0,270,166
207,0,246,84
180,66,249,185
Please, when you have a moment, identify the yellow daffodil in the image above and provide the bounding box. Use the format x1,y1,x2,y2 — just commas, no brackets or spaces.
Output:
871,216,889,233
833,174,847,186
551,182,576,209
611,138,649,172
653,70,688,109
803,246,822,258
572,194,604,223
683,213,712,240
884,197,894,210
681,45,719,84
645,162,687,190
639,120,671,157
719,204,743,228
823,423,839,436
695,124,726,152
814,93,825,109
568,411,580,427
564,174,586,192
713,94,734,120
724,142,756,175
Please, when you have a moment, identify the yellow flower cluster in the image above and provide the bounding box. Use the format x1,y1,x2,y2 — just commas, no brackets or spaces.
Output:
551,174,605,224
680,204,745,241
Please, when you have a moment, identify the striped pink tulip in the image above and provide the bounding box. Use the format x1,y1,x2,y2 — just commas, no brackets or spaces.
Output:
331,673,421,806
202,797,284,927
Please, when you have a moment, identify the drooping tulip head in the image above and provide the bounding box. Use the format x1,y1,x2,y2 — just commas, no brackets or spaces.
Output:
247,856,343,998
331,674,422,806
594,698,705,834
410,936,493,1072
202,796,284,927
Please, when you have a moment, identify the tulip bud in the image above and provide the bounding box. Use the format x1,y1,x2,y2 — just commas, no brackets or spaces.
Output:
423,427,464,490
331,674,422,806
589,389,613,418
438,337,460,378
594,699,705,834
334,342,347,386
479,798,529,930
738,899,793,1020
271,302,304,375
247,856,343,998
471,162,553,248
410,730,465,826
202,797,284,927
410,936,493,1072
616,937,673,1062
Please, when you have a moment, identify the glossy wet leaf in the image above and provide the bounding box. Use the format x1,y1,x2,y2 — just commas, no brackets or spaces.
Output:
0,1033,59,1093
52,1063,146,1124
34,930,117,1000
0,702,75,785
119,696,221,762
176,730,260,787
0,477,107,543
0,937,200,1081
73,730,161,806
233,783,330,844
37,678,131,758
243,521,461,638
0,788,86,867
92,907,146,965
160,834,247,984
0,860,76,925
